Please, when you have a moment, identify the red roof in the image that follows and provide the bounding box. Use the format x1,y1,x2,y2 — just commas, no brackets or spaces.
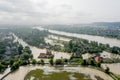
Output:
95,56,102,62
38,53,46,58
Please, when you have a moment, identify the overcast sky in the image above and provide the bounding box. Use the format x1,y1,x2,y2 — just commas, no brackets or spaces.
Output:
0,0,120,25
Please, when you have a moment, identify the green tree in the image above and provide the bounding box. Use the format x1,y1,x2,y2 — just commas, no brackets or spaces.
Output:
96,62,101,67
49,58,54,65
81,60,87,66
11,61,20,71
20,52,30,60
18,44,23,54
41,59,44,65
23,46,32,54
20,60,28,65
89,60,95,66
0,64,6,72
105,67,110,74
31,59,37,64
9,59,15,66
55,59,63,65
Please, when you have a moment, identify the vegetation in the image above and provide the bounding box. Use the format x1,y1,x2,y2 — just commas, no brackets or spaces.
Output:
40,59,44,65
105,67,110,74
11,60,20,71
0,32,33,72
12,28,49,48
24,69,93,80
64,39,120,55
49,58,54,65
55,59,63,65
31,59,37,64
43,23,120,39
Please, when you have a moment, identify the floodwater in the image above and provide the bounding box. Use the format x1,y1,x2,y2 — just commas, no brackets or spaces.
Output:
48,34,71,42
102,63,120,75
4,65,113,80
35,27,120,47
0,33,115,80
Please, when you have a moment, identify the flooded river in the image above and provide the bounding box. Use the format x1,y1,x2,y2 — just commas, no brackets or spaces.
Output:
35,27,120,47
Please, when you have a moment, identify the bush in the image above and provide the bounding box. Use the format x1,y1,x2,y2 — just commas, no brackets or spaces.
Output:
49,58,54,65
31,59,37,64
55,59,63,65
0,64,6,72
105,67,110,74
37,60,41,64
11,61,20,71
63,58,68,63
20,60,28,65
41,59,44,65
96,62,101,67
81,60,87,66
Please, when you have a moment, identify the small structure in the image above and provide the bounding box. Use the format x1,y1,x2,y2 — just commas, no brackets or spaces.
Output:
91,53,100,58
38,50,54,58
82,53,91,59
38,53,46,58
95,56,103,62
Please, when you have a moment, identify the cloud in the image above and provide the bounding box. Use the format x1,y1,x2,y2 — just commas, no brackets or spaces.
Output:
0,0,120,25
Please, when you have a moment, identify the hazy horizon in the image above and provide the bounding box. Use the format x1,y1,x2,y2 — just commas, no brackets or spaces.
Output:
0,0,120,25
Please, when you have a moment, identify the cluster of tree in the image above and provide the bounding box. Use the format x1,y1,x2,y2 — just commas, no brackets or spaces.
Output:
70,58,101,67
12,28,49,48
49,58,68,65
0,64,7,73
63,39,120,55
64,39,106,54
10,46,33,71
111,46,120,54
0,33,25,72
0,43,34,72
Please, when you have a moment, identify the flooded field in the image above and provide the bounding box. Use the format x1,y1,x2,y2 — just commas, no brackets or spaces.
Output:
3,65,113,80
24,69,92,80
102,63,120,75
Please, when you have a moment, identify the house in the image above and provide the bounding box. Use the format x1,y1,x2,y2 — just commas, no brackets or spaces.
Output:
91,53,100,58
72,53,82,58
82,53,91,59
95,56,103,62
100,51,111,59
38,50,54,58
38,53,46,58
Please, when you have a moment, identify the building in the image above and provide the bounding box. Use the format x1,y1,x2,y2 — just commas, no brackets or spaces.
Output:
38,53,46,58
38,51,54,58
95,56,103,62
